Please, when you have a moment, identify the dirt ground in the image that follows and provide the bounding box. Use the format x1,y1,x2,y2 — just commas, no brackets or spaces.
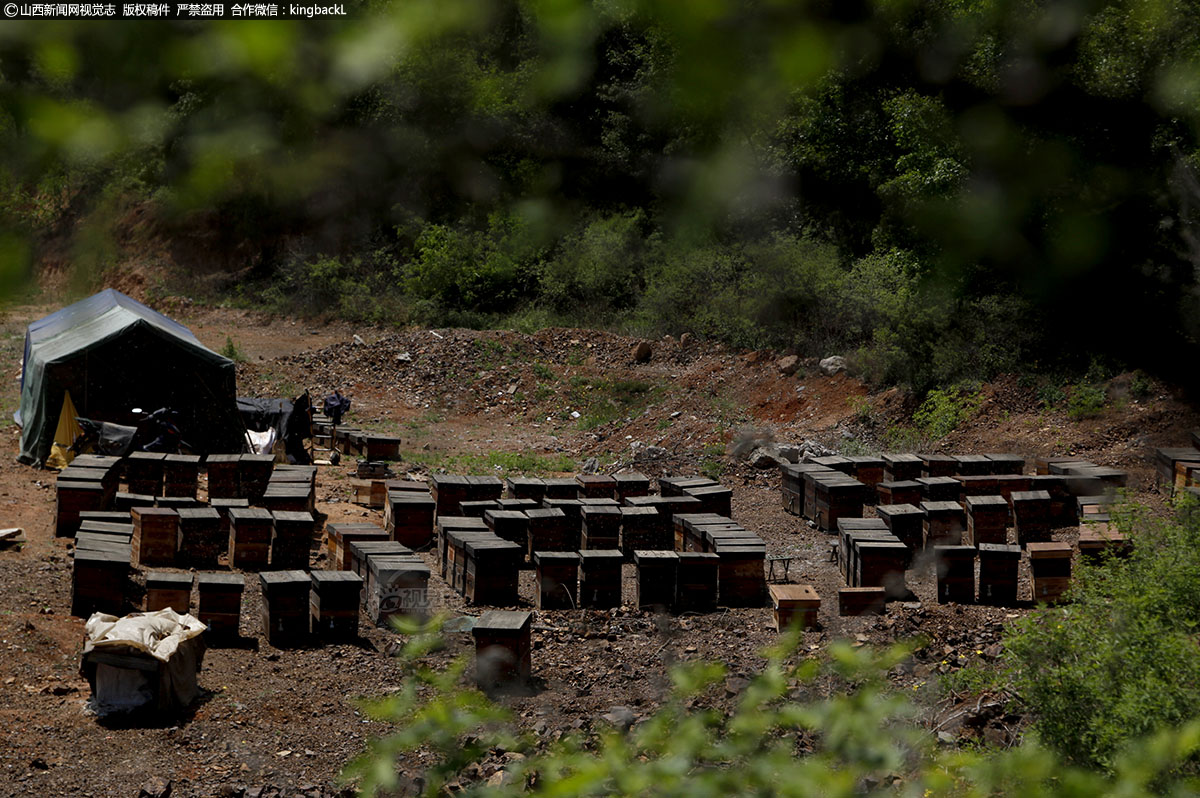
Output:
0,301,1195,797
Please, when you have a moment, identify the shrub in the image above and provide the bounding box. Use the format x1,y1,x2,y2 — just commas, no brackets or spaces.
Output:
1066,382,1106,419
911,386,982,438
1005,499,1200,770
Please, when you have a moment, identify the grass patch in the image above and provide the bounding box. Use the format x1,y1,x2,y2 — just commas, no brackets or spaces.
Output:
220,335,248,363
401,449,575,476
565,376,663,429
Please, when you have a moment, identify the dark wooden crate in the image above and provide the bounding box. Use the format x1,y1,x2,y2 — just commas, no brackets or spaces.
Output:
916,476,961,502
534,551,579,610
855,540,908,598
366,555,430,625
633,550,677,611
922,501,966,548
847,456,885,489
506,477,546,502
919,454,958,479
875,480,923,507
934,545,975,604
472,610,532,689
458,499,499,517
205,454,241,500
1028,542,1072,603
875,504,923,554
126,451,166,496
270,510,315,570
386,492,436,548
145,571,192,613
464,538,522,606
228,507,274,570
577,549,623,609
196,572,244,637
525,508,574,557
838,586,886,616
965,495,1009,547
613,472,650,501
484,509,530,549
162,454,201,498
715,544,765,607
72,548,129,617
56,480,107,537
675,552,719,614
581,505,622,550
328,522,390,571
684,484,733,517
953,454,992,477
977,543,1020,606
259,570,312,646
619,507,670,559
576,474,617,499
131,506,180,567
238,454,276,502
1011,490,1054,546
659,476,717,497
882,453,923,483
309,570,363,640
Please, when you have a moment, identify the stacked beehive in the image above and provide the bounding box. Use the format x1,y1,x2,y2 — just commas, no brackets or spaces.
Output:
145,571,191,613
131,507,180,567
1027,542,1072,603
965,495,1009,546
259,570,311,646
922,501,966,547
196,573,244,637
385,485,436,548
270,510,315,570
534,551,579,609
126,452,166,496
162,454,201,498
580,505,621,550
977,543,1020,605
309,571,363,640
577,549,624,608
205,454,241,499
618,506,669,558
1011,490,1053,545
72,527,131,616
227,507,273,570
934,545,975,604
633,550,677,611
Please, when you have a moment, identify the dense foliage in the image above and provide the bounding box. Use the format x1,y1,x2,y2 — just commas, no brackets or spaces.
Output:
1006,495,1200,770
4,1,1200,389
344,619,1200,798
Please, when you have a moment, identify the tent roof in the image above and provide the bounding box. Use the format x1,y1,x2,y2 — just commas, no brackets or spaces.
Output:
24,289,215,367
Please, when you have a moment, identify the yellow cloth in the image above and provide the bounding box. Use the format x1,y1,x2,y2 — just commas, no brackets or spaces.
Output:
45,390,82,471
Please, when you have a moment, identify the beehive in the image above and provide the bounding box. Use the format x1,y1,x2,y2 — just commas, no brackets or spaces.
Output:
227,507,273,570
881,453,923,482
838,586,886,616
965,495,1009,546
977,543,1020,606
581,505,622,550
196,572,244,638
1027,541,1072,604
633,550,677,611
577,549,624,609
675,552,719,613
619,506,669,558
1011,490,1054,546
534,551,579,609
126,451,166,496
922,501,966,548
270,510,315,570
259,570,311,646
131,507,180,567
770,584,819,630
162,454,201,498
472,610,532,689
934,545,975,604
309,570,363,640
145,571,192,613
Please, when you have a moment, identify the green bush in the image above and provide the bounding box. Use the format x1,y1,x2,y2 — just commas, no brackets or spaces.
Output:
912,386,982,438
1066,383,1106,419
1005,499,1200,770
344,619,1200,798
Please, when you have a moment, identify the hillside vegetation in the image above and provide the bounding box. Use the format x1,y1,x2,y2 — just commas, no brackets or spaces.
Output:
3,1,1200,392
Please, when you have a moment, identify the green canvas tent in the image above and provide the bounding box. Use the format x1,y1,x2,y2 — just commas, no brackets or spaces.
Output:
16,290,243,465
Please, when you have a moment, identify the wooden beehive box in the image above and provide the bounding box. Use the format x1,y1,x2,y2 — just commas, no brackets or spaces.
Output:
781,463,833,517
812,475,866,532
366,554,429,625
953,454,992,477
875,503,923,553
847,456,885,489
965,495,1009,546
162,454,201,498
506,476,546,502
684,484,733,517
838,586,886,616
310,570,363,640
446,531,494,594
577,549,624,609
387,491,436,548
1154,448,1200,489
984,454,1025,475
126,451,166,496
576,474,617,499
613,472,650,501
56,480,107,538
977,543,1020,606
633,550,677,611
934,545,975,604
675,552,719,614
465,538,522,606
270,510,315,570
919,453,958,478
114,491,155,511
472,610,532,689
916,476,961,503
328,522,390,572
922,501,966,548
808,455,854,474
855,540,908,598
458,499,499,517
259,570,311,646
581,505,622,550
196,572,244,638
619,506,669,558
875,480,923,507
836,519,889,582
714,542,766,607
484,509,530,549
238,454,276,502
145,571,192,613
1077,523,1131,561
71,547,129,618
659,476,717,497
770,584,819,630
673,513,726,552
430,474,472,518
524,508,573,558
435,517,488,579
1028,474,1076,526
227,507,273,570
362,434,402,461
881,453,923,483
1027,541,1072,604
205,454,241,500
131,506,180,567
1011,490,1053,546
539,477,577,500
533,551,579,610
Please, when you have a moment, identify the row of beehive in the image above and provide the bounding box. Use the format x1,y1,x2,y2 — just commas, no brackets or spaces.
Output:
55,455,316,537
